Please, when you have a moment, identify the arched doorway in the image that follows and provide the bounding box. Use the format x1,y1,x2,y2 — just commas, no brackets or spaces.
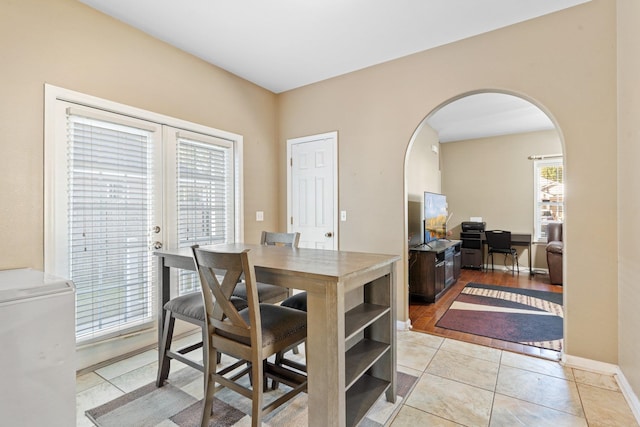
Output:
404,90,565,359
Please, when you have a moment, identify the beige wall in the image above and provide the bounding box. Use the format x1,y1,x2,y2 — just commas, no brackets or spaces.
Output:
279,0,618,363
0,0,280,272
441,130,562,269
406,124,441,246
617,0,640,400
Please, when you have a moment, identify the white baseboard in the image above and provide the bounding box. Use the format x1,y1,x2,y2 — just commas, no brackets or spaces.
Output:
616,367,640,423
396,319,412,331
563,353,640,424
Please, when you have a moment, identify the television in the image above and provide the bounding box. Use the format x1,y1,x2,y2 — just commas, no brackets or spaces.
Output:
424,192,448,243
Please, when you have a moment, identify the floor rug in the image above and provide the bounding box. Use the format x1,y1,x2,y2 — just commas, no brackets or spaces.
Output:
86,362,418,427
435,282,564,351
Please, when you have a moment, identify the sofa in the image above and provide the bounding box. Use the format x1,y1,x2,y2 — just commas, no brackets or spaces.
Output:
546,222,563,285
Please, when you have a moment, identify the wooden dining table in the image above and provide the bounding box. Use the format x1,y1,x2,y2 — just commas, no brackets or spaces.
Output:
155,243,400,427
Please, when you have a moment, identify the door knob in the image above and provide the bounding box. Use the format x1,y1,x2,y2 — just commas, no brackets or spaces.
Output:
152,241,163,250
325,232,333,238
152,225,161,233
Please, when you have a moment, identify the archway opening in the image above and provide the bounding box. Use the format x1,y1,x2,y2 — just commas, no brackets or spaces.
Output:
404,90,565,359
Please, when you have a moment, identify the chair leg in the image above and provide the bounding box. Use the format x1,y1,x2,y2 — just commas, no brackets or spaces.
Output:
156,312,175,387
251,359,264,427
200,345,218,427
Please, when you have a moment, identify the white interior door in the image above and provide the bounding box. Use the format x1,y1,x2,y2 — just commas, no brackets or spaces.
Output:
287,132,337,249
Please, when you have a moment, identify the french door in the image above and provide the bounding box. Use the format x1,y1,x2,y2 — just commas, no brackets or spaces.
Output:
45,87,240,349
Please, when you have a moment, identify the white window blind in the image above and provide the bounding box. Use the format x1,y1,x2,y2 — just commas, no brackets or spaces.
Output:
176,133,235,294
67,113,156,343
534,158,564,242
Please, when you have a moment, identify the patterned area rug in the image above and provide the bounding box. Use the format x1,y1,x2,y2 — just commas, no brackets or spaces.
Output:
86,359,418,427
436,282,564,351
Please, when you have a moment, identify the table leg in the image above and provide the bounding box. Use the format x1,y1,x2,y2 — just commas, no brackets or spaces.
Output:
305,282,346,427
157,257,171,364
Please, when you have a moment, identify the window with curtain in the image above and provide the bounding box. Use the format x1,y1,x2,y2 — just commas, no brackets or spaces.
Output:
45,87,241,349
534,158,564,242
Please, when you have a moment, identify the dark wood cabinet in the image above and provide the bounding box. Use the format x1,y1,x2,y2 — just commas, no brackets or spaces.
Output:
460,231,483,269
409,240,461,303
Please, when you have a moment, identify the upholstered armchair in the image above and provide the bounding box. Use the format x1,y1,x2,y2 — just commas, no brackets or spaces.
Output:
546,222,563,285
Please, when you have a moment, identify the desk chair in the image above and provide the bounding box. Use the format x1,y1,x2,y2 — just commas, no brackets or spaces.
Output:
192,246,307,427
485,230,519,275
156,231,300,388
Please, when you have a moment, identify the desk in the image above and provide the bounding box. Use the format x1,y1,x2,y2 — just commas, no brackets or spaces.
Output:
155,244,399,427
480,233,533,275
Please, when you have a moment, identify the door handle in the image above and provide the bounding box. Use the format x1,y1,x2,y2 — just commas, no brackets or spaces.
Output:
152,241,163,250
325,232,333,238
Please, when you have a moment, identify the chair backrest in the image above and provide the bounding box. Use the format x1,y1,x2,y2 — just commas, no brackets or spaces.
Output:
191,246,262,349
547,222,563,243
260,231,300,248
485,230,512,251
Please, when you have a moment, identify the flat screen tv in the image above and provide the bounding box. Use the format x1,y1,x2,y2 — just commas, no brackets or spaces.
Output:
424,192,448,243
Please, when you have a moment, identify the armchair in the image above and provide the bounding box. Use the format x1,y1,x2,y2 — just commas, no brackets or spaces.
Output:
546,222,563,285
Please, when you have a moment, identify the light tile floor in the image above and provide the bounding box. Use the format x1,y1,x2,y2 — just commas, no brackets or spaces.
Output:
76,330,639,426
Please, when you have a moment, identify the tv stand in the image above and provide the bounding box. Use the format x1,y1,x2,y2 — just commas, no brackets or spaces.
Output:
409,240,461,303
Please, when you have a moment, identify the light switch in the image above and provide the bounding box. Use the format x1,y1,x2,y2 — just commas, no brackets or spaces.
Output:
340,210,347,221
256,211,264,221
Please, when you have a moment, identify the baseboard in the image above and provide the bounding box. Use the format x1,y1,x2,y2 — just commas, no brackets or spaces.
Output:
615,366,640,423
396,319,412,331
563,353,640,424
561,353,619,374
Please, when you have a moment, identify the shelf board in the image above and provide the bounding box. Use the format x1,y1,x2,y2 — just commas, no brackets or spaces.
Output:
345,338,389,389
345,303,390,340
345,374,390,427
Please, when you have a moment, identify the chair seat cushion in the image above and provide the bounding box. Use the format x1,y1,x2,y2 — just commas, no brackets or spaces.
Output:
218,304,307,347
546,241,564,255
280,292,308,312
232,282,288,302
164,292,247,321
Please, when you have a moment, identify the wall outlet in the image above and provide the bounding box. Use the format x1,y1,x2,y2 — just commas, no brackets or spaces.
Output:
256,211,264,221
340,210,347,221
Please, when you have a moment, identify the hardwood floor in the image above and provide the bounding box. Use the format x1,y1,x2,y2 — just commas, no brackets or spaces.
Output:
409,267,564,360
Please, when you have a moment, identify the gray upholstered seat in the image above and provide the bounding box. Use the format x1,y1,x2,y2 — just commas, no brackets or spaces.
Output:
280,292,307,312
156,293,248,387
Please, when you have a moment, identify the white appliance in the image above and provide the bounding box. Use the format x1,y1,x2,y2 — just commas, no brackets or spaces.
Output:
0,268,76,427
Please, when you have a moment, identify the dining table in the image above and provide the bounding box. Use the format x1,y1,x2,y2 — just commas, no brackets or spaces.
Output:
155,243,400,427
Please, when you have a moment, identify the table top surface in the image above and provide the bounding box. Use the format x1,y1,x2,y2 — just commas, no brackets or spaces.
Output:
156,243,400,280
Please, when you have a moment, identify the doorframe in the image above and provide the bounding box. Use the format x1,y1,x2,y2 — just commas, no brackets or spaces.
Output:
286,131,339,250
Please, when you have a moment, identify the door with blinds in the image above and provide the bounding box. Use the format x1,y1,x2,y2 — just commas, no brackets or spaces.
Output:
46,99,237,346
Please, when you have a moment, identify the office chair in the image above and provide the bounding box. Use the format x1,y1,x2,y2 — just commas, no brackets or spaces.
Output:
485,230,519,274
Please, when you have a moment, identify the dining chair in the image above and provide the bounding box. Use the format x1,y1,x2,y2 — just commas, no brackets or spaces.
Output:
156,231,300,388
231,231,300,303
192,245,307,427
485,230,519,274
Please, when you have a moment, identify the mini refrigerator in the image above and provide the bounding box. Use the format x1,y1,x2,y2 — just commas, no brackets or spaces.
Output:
0,268,76,426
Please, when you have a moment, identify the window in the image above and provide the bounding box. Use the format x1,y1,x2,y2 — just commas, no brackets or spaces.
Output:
45,85,242,347
66,111,159,342
534,158,564,242
173,130,235,295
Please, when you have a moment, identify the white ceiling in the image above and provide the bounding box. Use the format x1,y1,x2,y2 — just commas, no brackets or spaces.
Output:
79,0,586,140
427,93,555,143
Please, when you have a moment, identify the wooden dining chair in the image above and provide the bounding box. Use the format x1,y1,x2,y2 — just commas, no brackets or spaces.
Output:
231,231,300,303
192,245,307,427
156,231,300,388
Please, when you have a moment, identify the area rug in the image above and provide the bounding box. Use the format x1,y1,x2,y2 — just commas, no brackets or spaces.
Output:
435,282,564,351
86,363,418,427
